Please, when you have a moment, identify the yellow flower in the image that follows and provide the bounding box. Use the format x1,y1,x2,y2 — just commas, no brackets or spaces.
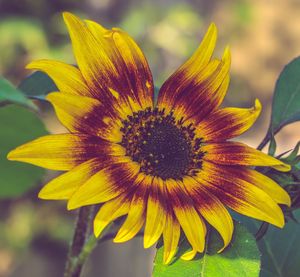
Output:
8,12,291,264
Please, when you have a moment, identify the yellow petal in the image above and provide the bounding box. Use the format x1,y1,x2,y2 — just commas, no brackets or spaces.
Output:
26,59,91,96
144,177,166,248
157,23,218,114
7,134,103,170
196,162,285,228
161,47,231,123
63,12,117,102
196,99,262,141
46,92,123,143
166,179,206,253
238,168,291,206
183,176,233,251
202,142,291,172
67,160,140,210
113,191,146,243
39,158,102,200
86,20,154,109
181,249,197,261
94,193,131,237
162,215,180,264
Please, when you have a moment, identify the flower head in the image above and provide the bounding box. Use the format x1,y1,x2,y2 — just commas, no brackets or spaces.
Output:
8,12,291,264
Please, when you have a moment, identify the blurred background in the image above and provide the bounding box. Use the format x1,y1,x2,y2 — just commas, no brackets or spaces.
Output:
1,0,300,276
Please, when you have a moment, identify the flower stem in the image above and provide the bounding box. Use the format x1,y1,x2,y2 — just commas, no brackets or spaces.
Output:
64,206,95,277
257,132,271,150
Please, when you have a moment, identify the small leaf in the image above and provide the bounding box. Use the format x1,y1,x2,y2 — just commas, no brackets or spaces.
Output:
268,136,277,156
18,71,57,100
236,210,300,277
0,76,36,109
269,57,300,135
282,141,300,164
0,104,48,198
153,222,260,277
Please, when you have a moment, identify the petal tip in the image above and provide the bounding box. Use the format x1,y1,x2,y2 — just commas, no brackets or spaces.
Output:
67,200,79,210
62,11,74,20
113,236,124,243
163,254,173,265
224,45,231,58
143,237,156,249
7,150,16,161
26,61,37,70
63,12,82,27
254,99,262,114
180,249,197,261
207,22,218,37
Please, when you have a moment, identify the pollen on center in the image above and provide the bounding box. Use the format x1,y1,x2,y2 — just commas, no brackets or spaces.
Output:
120,108,205,180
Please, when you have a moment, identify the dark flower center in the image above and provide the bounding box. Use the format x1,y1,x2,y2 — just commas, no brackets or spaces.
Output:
120,108,204,180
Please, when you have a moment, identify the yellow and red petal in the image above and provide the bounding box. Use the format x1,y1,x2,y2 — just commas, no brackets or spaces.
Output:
94,193,131,238
163,214,180,264
144,177,167,248
26,60,91,96
86,21,154,109
162,212,180,264
166,179,206,253
202,142,291,172
158,42,230,123
230,167,291,206
114,175,150,243
183,176,233,251
195,162,285,227
157,23,217,112
196,99,262,142
67,159,140,210
46,92,124,142
7,134,106,170
38,158,103,200
63,12,153,109
173,48,230,123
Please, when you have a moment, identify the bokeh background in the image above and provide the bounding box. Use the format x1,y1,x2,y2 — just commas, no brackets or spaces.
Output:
1,0,300,276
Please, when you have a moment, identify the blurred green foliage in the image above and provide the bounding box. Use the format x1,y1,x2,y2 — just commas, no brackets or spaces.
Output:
0,105,47,198
153,223,260,277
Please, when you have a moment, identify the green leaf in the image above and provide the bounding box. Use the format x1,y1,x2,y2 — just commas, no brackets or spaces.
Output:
0,76,36,109
153,223,260,277
18,71,57,100
281,141,300,164
268,136,277,156
269,57,300,135
0,104,48,198
237,210,300,277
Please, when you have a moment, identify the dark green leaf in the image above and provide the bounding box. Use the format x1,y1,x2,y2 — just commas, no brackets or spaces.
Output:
235,210,300,277
18,71,57,99
281,141,300,164
269,57,300,135
0,105,48,198
153,223,260,277
0,76,36,109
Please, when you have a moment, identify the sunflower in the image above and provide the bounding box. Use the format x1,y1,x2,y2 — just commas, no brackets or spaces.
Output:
8,12,291,264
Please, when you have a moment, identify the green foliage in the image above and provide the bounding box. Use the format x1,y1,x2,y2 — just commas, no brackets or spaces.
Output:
0,104,48,198
153,223,260,277
19,71,57,100
268,136,277,156
237,210,300,277
268,57,300,136
0,76,37,109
